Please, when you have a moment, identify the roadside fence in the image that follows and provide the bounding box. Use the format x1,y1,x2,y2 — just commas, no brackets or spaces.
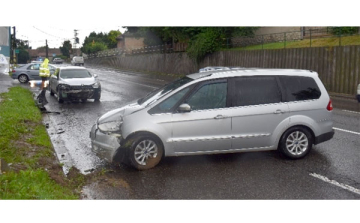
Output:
86,27,360,59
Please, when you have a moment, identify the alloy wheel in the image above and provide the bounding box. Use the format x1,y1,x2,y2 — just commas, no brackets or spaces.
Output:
134,139,158,166
285,131,309,156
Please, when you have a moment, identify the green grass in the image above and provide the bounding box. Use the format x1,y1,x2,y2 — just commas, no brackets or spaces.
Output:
226,35,360,51
0,169,78,199
0,86,81,199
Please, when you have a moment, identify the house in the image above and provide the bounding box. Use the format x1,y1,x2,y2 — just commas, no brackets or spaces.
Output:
116,33,145,51
27,48,81,61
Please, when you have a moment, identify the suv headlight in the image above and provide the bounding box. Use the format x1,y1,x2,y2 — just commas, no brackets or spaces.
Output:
92,82,100,88
59,84,70,90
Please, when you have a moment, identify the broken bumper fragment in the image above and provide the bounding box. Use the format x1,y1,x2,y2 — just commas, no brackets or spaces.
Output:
90,124,123,163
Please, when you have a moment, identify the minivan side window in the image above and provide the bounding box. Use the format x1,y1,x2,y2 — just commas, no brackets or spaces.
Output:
230,76,281,107
185,81,228,111
149,87,190,114
279,76,321,102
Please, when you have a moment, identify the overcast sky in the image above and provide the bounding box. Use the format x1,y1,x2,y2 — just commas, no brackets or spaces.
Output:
14,25,126,49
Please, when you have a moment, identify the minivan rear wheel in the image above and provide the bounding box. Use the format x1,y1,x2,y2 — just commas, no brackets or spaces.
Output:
128,135,163,170
279,126,313,159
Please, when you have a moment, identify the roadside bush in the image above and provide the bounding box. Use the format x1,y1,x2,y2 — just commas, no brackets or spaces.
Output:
330,27,359,35
82,42,108,54
187,29,224,63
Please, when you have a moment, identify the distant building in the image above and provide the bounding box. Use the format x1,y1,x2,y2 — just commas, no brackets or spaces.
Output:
26,48,81,61
116,33,145,51
0,27,11,58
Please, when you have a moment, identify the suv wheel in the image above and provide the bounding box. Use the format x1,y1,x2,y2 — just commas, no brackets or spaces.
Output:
279,126,313,159
94,89,101,102
49,83,54,96
128,134,163,170
57,89,64,103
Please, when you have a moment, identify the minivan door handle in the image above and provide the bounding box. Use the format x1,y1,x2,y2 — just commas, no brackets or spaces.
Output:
274,109,285,114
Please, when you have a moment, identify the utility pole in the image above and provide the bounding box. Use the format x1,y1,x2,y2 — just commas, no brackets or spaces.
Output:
74,29,78,56
46,39,48,58
11,26,16,64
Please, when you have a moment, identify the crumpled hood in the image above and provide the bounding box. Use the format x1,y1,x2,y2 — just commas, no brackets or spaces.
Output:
98,102,144,124
60,77,96,86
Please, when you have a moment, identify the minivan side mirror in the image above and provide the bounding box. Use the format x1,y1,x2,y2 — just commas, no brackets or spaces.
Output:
178,103,191,113
94,74,98,78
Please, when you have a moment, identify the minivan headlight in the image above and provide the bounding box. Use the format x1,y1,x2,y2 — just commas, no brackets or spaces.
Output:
98,120,122,133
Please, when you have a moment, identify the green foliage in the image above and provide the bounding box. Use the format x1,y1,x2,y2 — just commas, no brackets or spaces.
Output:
187,28,224,63
107,30,121,48
124,27,258,62
82,41,108,54
81,30,121,54
60,40,72,58
330,27,359,35
17,47,30,64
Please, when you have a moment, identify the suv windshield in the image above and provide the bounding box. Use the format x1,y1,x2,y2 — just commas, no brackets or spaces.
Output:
138,77,193,106
60,69,92,79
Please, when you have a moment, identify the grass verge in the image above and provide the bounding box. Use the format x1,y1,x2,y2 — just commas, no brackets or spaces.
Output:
226,35,360,51
0,86,85,199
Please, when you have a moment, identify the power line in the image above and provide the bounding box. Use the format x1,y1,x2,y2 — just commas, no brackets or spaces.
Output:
32,26,70,40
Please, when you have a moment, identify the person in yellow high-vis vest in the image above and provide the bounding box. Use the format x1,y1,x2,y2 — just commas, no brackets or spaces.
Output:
37,58,50,106
39,58,50,90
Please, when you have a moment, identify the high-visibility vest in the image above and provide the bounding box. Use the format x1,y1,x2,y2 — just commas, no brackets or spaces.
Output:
39,59,50,77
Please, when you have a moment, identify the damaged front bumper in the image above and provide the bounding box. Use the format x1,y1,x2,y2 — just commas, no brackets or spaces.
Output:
59,84,100,100
90,124,125,163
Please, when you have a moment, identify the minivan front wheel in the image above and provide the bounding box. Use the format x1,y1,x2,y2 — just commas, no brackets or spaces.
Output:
279,126,313,159
128,135,163,170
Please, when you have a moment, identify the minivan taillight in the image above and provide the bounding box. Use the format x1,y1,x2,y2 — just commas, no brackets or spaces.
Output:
327,99,333,111
12,69,16,73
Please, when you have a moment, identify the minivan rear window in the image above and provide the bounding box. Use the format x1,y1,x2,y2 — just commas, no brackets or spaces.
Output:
279,76,321,102
230,76,282,107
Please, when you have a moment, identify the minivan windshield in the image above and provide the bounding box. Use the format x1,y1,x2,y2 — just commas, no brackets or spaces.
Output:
138,77,193,106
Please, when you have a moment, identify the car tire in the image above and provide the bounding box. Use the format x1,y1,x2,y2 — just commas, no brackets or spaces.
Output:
128,134,164,170
357,95,360,103
94,90,101,102
278,126,313,159
81,98,87,103
18,74,29,83
57,89,64,103
49,83,54,96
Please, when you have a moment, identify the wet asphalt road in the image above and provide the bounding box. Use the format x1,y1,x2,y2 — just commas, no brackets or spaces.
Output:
14,64,360,199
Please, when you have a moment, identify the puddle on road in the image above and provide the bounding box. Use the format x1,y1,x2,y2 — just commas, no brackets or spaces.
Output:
29,80,49,88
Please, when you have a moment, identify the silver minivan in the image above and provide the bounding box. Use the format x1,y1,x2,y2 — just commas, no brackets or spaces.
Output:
90,69,334,170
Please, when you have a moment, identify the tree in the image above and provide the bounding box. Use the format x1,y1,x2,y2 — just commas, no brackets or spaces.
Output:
81,30,121,54
13,39,30,63
107,30,121,48
60,40,72,58
17,47,30,63
82,41,107,54
124,27,258,62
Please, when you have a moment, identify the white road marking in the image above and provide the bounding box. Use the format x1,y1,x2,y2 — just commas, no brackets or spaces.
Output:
333,127,360,135
310,173,360,196
342,110,360,115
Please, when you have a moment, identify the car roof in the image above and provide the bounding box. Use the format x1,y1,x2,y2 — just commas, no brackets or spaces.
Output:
187,68,317,80
58,66,87,70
